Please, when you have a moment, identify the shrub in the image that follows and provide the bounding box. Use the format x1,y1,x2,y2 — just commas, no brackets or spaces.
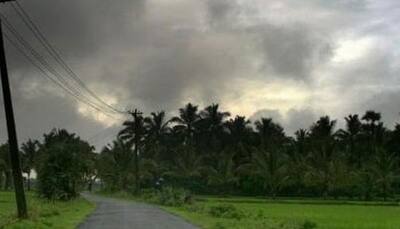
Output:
36,129,93,200
184,203,205,213
140,187,192,207
157,186,192,206
212,222,227,229
301,220,317,229
37,144,83,200
208,204,244,219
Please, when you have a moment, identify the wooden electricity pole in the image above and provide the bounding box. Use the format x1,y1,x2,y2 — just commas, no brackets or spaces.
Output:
129,109,142,194
0,0,28,218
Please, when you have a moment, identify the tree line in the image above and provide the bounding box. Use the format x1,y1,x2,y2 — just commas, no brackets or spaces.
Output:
98,104,400,201
1,103,400,201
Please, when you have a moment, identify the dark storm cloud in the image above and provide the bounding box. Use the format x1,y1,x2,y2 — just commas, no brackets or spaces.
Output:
257,24,332,79
0,0,398,148
206,0,240,27
205,0,333,80
1,0,142,146
4,0,145,58
0,85,110,149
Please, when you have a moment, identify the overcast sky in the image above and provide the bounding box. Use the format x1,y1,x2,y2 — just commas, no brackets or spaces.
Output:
0,0,399,149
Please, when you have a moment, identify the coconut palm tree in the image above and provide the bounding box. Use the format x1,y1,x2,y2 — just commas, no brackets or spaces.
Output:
244,147,288,199
21,139,39,191
144,111,171,161
362,110,381,126
225,116,252,165
205,151,238,194
144,111,170,143
287,129,309,195
371,149,399,201
337,114,362,167
98,138,134,191
119,112,146,193
225,116,251,144
307,116,338,198
197,104,230,153
200,104,230,131
170,103,200,144
167,146,204,179
255,118,286,148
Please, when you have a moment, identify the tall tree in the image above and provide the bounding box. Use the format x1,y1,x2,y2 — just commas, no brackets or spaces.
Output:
244,147,288,199
170,103,200,144
337,114,362,167
205,151,238,194
21,139,39,191
287,129,309,195
307,116,338,198
36,129,94,200
371,149,399,201
119,111,146,193
144,111,170,160
98,138,134,191
251,118,288,198
225,116,252,165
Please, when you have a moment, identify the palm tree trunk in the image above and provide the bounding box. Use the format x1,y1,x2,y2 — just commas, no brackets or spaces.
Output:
383,184,387,201
27,172,30,191
88,178,94,192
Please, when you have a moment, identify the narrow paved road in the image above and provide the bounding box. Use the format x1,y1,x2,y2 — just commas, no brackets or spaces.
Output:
79,194,198,229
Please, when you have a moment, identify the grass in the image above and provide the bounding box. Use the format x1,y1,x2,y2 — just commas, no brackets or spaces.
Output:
0,191,95,229
95,191,400,228
163,196,400,229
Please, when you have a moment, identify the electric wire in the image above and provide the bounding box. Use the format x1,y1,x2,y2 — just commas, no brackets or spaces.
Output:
11,1,124,114
3,30,123,121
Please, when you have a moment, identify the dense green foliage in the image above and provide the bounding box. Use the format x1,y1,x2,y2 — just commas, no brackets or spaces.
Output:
96,104,400,200
0,129,97,200
35,129,96,200
0,191,94,229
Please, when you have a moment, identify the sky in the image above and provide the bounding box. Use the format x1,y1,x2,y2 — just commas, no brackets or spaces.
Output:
0,0,399,150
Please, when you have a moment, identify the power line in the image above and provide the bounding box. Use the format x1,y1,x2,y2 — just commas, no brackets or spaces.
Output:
11,1,124,114
0,14,124,121
3,30,122,121
2,11,120,117
0,14,108,111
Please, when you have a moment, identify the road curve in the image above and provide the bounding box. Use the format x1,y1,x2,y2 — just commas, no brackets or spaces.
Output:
78,193,198,229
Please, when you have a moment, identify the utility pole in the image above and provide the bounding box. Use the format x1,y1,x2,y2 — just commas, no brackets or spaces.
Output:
0,0,28,218
129,109,142,195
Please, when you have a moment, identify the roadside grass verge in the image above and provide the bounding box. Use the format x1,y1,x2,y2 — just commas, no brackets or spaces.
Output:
0,191,95,229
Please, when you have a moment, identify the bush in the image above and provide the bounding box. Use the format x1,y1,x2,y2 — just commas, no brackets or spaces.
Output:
184,203,205,213
37,144,82,200
301,220,317,229
36,129,94,200
157,186,192,206
208,204,244,219
140,187,192,207
212,222,227,229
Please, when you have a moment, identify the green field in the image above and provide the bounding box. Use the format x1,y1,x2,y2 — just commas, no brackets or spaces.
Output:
164,197,400,229
0,192,94,229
